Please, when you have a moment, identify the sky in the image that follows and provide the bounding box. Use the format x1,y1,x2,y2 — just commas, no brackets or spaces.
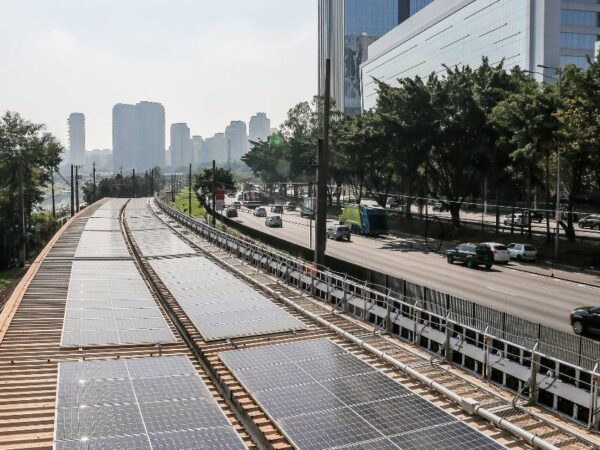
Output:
0,0,317,150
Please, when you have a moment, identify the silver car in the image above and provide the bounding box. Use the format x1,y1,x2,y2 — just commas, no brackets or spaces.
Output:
253,207,267,217
507,243,537,262
265,215,282,227
482,242,510,264
327,224,351,241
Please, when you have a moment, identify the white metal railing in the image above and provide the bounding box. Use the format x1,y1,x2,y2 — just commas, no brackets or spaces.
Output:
156,197,600,429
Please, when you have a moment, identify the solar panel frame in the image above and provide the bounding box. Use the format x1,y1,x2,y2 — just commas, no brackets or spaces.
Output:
220,338,506,450
54,356,247,449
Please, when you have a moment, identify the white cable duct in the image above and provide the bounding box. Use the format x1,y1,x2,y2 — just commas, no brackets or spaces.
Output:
158,200,561,450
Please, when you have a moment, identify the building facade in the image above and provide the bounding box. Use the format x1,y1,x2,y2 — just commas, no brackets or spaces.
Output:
112,104,136,173
135,101,165,171
68,113,86,166
203,133,227,165
191,135,204,166
248,112,271,143
225,120,248,165
318,0,433,115
170,123,192,169
361,0,600,110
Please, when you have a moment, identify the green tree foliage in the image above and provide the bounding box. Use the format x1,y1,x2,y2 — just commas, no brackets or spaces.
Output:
82,167,165,202
0,112,63,268
242,58,600,235
194,167,236,195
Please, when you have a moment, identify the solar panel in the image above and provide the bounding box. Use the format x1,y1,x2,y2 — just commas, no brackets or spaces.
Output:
75,231,130,258
389,421,507,449
61,260,176,347
147,427,246,450
220,338,506,450
148,256,305,341
54,356,246,449
55,434,152,450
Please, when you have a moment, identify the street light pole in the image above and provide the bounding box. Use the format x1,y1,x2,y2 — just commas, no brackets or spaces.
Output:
538,64,562,260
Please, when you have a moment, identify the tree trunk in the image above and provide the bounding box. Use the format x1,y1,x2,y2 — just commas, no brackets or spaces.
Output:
449,201,461,227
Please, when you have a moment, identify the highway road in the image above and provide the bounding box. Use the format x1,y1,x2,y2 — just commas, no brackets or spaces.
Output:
223,203,600,334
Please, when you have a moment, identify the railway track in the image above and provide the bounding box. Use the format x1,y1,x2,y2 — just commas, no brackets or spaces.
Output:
132,198,600,450
0,197,597,450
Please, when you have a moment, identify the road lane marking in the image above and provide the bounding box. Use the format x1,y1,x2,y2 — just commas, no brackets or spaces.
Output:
521,281,558,293
486,286,518,296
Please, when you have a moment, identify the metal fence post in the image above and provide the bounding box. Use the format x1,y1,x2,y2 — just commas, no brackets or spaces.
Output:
443,314,452,361
529,342,540,405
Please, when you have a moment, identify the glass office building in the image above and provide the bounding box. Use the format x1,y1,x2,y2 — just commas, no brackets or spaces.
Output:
319,0,433,116
361,0,600,111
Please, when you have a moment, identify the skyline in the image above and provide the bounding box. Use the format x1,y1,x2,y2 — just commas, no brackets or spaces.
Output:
0,0,317,151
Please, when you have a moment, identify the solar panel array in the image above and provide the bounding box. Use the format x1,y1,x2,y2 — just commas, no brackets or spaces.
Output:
149,256,306,341
54,356,246,449
220,339,506,450
61,260,176,346
125,199,196,256
75,200,130,257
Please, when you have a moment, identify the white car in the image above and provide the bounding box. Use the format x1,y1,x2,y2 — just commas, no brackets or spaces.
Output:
507,243,537,262
482,242,510,264
502,214,529,227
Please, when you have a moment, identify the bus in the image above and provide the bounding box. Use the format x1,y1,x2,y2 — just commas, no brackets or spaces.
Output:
340,204,389,236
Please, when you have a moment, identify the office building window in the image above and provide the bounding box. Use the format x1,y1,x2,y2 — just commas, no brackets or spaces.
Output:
410,0,434,15
561,55,590,69
561,9,600,27
560,32,600,49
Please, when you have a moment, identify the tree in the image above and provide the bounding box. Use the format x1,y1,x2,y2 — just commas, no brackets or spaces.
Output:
194,167,236,195
0,112,63,268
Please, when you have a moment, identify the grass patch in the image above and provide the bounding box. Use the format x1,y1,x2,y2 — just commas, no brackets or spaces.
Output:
0,268,23,290
172,188,206,217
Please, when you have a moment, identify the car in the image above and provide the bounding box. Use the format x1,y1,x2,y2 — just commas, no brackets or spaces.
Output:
327,224,351,241
225,207,238,218
481,242,510,264
385,198,405,213
530,210,544,223
570,306,600,335
253,207,267,217
432,202,446,212
285,202,297,211
446,243,493,269
502,214,529,227
232,201,241,209
578,215,600,230
271,204,284,214
265,215,282,227
507,243,537,262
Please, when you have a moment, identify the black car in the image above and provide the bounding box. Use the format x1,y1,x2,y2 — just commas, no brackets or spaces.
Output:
570,306,600,335
446,243,493,269
578,215,600,230
225,207,238,218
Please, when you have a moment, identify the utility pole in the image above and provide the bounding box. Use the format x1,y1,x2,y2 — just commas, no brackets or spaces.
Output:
70,165,74,217
132,169,136,198
314,58,331,267
92,162,96,203
75,165,80,213
212,160,216,227
19,162,26,266
188,163,192,216
50,170,56,218
150,168,154,197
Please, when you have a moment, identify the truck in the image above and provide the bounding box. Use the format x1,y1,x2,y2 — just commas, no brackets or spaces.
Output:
340,204,389,236
300,196,315,218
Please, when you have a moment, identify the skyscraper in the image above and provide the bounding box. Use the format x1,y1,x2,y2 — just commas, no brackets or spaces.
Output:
135,101,165,171
68,113,86,166
318,0,432,115
204,133,227,165
170,123,191,169
248,112,271,143
191,135,204,166
112,104,135,173
224,121,248,165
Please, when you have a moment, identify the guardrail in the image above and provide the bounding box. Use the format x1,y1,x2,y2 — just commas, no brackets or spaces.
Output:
156,197,600,429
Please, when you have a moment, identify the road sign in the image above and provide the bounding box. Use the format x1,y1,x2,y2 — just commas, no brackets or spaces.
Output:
216,188,225,210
